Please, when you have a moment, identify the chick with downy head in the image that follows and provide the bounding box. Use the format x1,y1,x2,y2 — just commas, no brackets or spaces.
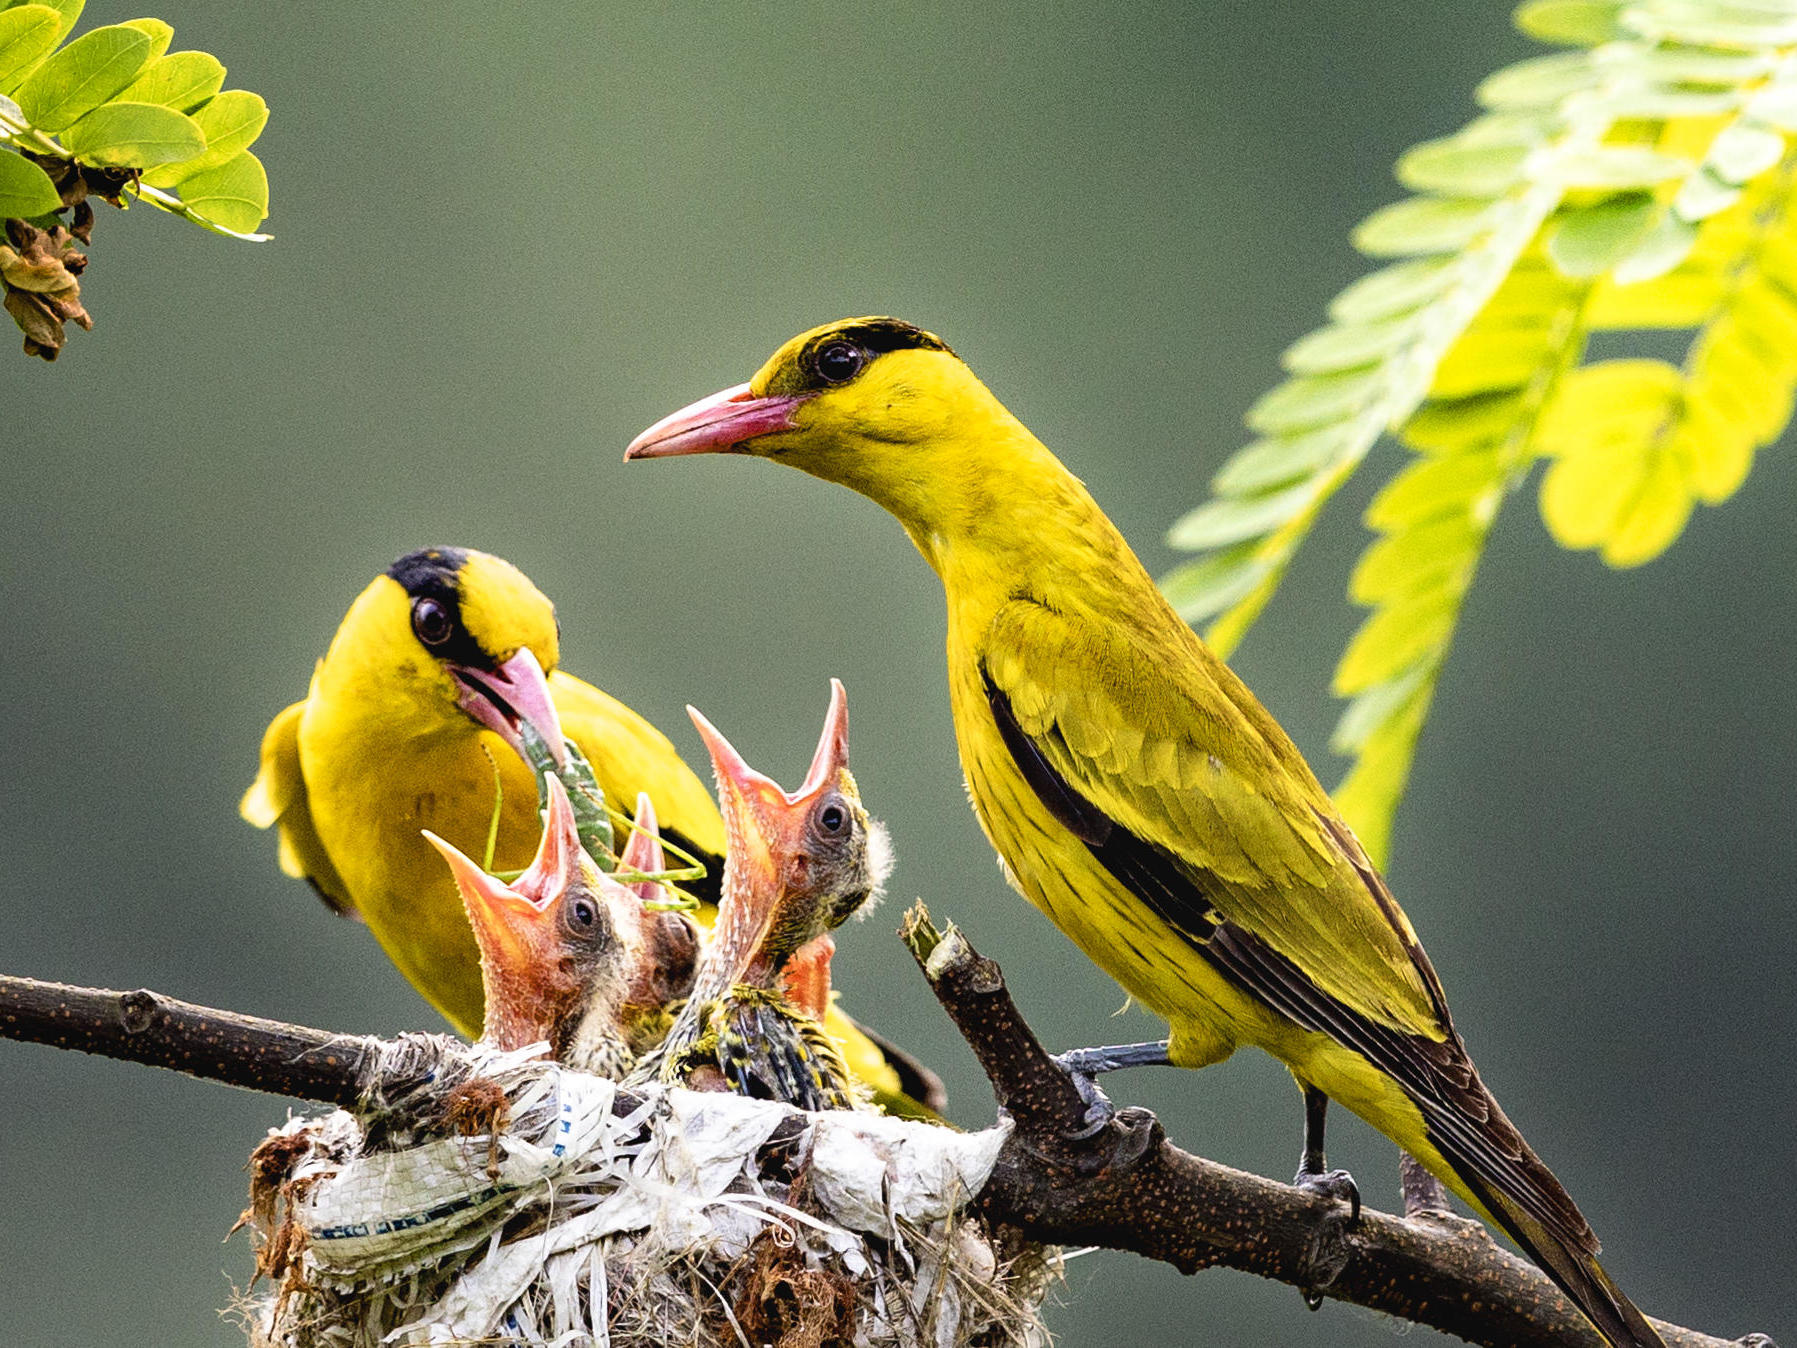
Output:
643,680,891,1112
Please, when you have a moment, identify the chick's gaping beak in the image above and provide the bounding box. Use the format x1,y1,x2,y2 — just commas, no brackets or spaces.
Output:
798,678,851,798
624,382,811,460
686,703,784,895
423,776,586,974
449,644,567,769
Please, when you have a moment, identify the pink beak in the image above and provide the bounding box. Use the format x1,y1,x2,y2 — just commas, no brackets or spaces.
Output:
624,382,812,460
449,644,567,768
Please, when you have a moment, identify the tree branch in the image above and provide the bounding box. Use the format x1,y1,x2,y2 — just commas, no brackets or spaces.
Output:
0,975,445,1110
0,957,1774,1348
898,904,1772,1348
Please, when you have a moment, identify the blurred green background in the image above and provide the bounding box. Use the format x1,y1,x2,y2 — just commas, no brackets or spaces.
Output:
3,3,1792,1344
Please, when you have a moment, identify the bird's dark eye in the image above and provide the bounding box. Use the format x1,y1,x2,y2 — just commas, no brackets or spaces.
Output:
816,799,848,835
814,341,866,385
412,597,454,648
570,897,597,930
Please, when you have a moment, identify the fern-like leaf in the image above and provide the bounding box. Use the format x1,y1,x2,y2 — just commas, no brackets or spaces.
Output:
1164,0,1797,863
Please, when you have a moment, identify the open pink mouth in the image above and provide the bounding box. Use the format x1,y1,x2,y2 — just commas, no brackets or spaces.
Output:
450,645,566,768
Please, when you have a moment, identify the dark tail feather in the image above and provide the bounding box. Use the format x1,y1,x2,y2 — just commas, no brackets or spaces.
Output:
1455,1168,1664,1348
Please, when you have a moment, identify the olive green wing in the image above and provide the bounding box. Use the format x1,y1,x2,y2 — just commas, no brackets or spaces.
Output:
980,596,1445,1039
240,697,355,917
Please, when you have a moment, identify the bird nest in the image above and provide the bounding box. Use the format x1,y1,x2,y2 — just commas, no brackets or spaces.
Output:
238,1043,1057,1348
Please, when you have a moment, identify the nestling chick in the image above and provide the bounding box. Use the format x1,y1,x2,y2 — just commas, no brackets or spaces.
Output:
426,777,653,1077
645,680,892,1111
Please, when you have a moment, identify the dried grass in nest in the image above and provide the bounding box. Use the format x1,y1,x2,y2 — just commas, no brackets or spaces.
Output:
235,1044,1057,1347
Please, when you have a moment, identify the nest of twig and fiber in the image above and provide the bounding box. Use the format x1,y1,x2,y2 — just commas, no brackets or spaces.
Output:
236,1041,1058,1348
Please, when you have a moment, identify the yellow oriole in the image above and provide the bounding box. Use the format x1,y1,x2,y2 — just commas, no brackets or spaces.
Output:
625,317,1661,1348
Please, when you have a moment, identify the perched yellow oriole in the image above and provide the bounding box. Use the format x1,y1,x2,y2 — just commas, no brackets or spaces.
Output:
626,317,1662,1348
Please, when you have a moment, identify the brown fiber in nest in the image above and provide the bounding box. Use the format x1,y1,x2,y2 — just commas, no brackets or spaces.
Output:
728,1226,860,1348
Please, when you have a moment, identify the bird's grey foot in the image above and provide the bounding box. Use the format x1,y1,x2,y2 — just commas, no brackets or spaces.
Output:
1051,1039,1172,1078
1294,1165,1362,1224
1050,1040,1171,1138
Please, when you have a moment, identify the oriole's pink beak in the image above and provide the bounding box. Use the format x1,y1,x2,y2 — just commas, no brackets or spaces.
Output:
624,382,811,460
448,645,567,768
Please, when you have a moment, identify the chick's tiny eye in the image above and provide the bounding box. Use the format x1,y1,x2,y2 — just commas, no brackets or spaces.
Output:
816,799,848,836
412,597,454,647
814,341,866,385
570,897,597,930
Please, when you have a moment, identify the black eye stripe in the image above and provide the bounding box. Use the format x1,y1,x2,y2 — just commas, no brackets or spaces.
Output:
791,319,955,394
385,546,491,670
812,342,865,385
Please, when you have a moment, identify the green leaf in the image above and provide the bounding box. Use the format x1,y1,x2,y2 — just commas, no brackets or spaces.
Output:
1366,447,1503,530
1671,168,1742,223
140,87,266,185
1402,389,1528,454
1330,663,1432,756
1544,145,1689,190
1166,478,1318,550
175,147,266,231
1334,588,1461,695
24,0,81,45
0,144,61,214
1611,210,1700,285
1354,196,1492,257
115,49,223,112
1282,315,1415,375
1397,135,1531,197
1160,543,1273,624
15,23,149,131
61,99,202,168
1331,685,1430,869
1747,80,1797,132
1212,425,1349,494
1328,258,1455,323
1706,123,1785,185
1348,513,1479,604
1631,48,1774,86
1638,13,1797,49
0,4,57,95
1513,0,1623,45
1245,368,1382,435
1476,52,1596,110
118,17,171,60
1547,195,1657,277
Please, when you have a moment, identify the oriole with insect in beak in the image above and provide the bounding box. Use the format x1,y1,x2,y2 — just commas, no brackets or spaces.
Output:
644,680,893,1112
426,776,672,1075
241,546,724,1036
241,546,940,1116
626,318,1664,1348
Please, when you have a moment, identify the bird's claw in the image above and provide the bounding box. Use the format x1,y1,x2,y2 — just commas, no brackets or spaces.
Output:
1061,1066,1116,1139
1295,1166,1361,1223
1051,1040,1172,1079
